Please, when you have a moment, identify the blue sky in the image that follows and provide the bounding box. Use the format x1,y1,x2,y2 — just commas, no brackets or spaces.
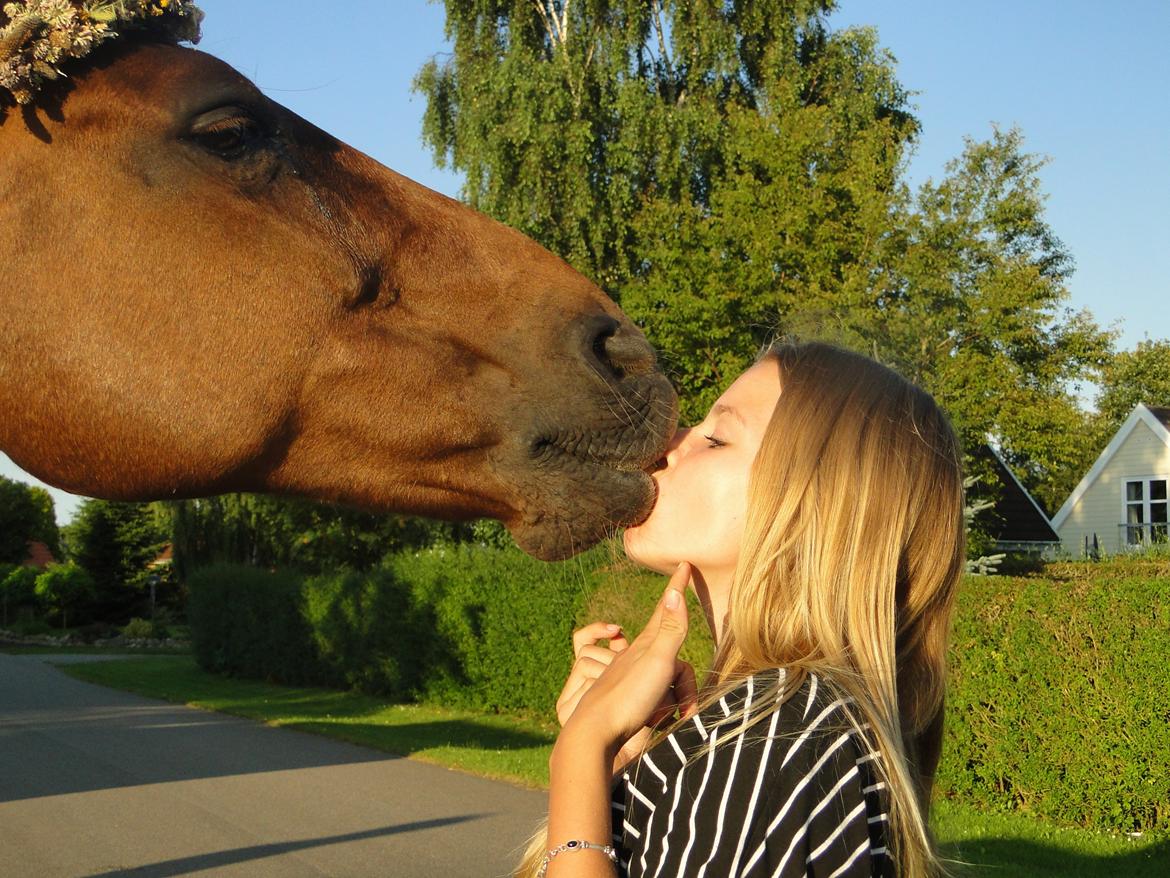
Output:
4,0,1167,523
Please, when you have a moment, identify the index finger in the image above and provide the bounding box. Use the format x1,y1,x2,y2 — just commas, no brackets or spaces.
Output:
632,562,692,648
573,621,623,657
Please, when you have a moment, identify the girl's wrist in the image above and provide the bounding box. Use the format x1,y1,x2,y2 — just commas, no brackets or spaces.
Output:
554,715,620,766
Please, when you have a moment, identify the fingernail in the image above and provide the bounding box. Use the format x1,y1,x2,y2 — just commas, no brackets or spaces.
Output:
665,589,681,609
606,623,621,634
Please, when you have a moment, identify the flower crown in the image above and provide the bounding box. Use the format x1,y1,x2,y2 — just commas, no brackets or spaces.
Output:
0,0,203,104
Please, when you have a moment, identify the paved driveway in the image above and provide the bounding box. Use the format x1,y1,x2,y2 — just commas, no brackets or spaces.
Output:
0,653,547,877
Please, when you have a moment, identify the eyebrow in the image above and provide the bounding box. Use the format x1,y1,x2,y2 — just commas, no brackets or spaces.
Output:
711,403,745,426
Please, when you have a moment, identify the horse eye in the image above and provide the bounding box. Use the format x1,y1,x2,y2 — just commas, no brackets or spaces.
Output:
188,108,266,160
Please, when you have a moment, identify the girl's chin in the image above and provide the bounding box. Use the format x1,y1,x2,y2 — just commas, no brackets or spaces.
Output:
622,527,677,576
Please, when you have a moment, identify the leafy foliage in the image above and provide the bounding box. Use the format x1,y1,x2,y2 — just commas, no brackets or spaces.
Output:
187,545,603,713
33,562,95,629
186,564,324,685
391,544,593,712
416,1,1112,512
1087,339,1170,466
937,558,1170,834
61,498,168,622
164,495,469,580
0,562,38,626
302,567,436,700
120,617,157,639
0,475,59,563
188,547,1168,834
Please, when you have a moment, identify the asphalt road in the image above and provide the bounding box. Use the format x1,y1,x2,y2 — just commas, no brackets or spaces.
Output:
0,653,547,877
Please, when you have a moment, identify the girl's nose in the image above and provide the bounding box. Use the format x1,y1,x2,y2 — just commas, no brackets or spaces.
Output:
662,426,692,468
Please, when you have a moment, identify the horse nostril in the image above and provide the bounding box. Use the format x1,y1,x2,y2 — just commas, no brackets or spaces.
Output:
592,325,624,380
579,313,655,382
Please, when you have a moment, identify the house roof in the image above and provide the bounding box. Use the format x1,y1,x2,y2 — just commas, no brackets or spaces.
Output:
1051,404,1170,530
21,540,56,570
1148,406,1170,430
970,444,1061,544
148,544,173,567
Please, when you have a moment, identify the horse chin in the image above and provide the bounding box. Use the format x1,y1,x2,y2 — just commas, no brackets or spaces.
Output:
507,466,659,561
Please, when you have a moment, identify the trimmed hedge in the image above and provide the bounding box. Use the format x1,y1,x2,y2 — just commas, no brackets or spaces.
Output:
936,558,1170,834
187,551,1169,834
387,545,591,712
188,545,605,713
187,564,327,686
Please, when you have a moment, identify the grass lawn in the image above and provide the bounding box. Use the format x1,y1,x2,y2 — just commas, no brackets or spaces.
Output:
61,656,1168,877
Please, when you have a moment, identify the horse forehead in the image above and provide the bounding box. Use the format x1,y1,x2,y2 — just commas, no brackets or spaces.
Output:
84,42,263,115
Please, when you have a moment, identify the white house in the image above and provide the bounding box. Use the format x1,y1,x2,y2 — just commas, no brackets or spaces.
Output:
1052,404,1170,556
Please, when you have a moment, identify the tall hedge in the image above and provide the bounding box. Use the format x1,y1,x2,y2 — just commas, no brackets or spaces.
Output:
186,552,1169,834
385,545,593,712
187,545,603,712
187,564,327,686
936,558,1170,833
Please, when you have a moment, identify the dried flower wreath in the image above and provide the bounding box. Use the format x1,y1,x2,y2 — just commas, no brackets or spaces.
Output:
0,0,202,104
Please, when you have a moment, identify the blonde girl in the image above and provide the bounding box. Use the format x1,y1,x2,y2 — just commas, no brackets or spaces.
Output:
520,341,965,878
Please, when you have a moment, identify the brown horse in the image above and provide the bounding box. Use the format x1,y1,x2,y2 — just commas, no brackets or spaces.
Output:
0,30,677,560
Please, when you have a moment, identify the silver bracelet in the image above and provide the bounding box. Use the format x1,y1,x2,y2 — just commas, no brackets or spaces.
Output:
536,839,618,877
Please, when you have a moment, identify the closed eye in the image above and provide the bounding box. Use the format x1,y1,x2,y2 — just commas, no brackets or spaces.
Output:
187,106,269,160
704,434,726,448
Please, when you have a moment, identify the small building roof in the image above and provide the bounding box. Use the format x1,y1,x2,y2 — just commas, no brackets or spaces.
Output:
1147,406,1170,430
21,540,56,570
969,444,1061,545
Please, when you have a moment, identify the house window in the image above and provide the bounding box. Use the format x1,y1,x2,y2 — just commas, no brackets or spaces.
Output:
1124,478,1169,545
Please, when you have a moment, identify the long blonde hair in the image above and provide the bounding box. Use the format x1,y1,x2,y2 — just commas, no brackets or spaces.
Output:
518,341,965,877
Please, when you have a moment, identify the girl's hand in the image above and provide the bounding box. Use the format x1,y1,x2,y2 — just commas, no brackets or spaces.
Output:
559,563,699,755
556,621,630,728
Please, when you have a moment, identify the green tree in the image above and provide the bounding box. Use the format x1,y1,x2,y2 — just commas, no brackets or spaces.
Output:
164,495,467,579
417,3,1112,510
1094,339,1170,433
0,476,59,563
34,563,95,630
0,564,38,627
843,129,1112,512
27,487,62,559
61,500,167,622
417,0,913,303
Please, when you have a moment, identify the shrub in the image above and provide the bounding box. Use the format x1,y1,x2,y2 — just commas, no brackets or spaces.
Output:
8,616,53,637
387,544,597,713
185,549,1167,835
0,564,38,626
34,563,95,629
937,558,1170,834
302,568,435,699
186,546,605,712
187,564,327,685
121,617,155,640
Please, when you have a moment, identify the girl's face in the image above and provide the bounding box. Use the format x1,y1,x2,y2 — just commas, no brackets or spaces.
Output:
624,358,781,577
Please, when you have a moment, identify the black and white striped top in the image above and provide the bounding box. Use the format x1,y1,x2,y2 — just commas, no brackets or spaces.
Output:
609,670,894,877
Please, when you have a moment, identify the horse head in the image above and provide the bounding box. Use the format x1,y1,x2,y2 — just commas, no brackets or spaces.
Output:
0,4,677,560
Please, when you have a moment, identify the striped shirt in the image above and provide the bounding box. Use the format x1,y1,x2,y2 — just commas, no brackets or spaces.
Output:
609,670,894,877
